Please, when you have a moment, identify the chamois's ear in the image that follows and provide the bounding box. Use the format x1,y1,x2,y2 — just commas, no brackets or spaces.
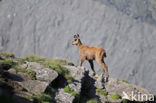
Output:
74,35,77,38
77,34,79,37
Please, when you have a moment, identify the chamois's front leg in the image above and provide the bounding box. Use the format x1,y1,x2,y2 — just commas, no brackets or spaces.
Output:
88,60,96,76
80,58,85,66
88,60,95,73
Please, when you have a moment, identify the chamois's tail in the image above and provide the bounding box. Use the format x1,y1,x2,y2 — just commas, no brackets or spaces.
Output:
104,52,107,58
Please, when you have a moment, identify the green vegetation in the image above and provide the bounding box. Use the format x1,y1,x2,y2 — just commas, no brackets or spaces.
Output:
0,52,17,70
0,59,17,70
15,67,27,73
22,94,34,101
65,74,74,83
15,68,36,80
42,59,68,74
25,55,74,83
122,99,131,103
96,89,108,96
38,93,52,103
110,93,121,100
42,59,74,83
64,86,78,96
87,99,100,103
26,69,36,80
0,52,15,59
121,79,129,83
24,55,46,62
52,58,74,66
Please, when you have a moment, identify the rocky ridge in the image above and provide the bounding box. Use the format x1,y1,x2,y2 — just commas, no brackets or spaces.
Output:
0,53,154,103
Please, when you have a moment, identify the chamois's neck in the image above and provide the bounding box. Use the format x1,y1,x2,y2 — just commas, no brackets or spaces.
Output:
77,40,83,49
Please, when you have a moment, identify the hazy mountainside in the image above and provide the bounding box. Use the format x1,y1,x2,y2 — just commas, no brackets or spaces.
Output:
95,0,156,25
0,0,156,94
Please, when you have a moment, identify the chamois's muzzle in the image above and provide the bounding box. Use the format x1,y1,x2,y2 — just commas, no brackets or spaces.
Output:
71,41,74,45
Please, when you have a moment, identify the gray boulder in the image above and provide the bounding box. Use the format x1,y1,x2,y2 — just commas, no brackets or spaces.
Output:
18,80,48,95
17,62,58,95
55,65,88,103
94,74,105,89
96,78,152,102
55,89,75,103
25,62,58,83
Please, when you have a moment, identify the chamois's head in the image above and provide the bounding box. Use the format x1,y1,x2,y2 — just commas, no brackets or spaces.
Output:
71,34,82,46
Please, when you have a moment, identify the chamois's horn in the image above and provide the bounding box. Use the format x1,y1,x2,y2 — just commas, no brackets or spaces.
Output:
77,34,79,37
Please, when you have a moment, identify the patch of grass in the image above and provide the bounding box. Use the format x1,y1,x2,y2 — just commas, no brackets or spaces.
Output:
65,74,74,84
87,99,100,103
0,59,17,70
43,102,50,103
24,55,46,62
110,93,121,100
15,68,36,80
38,93,51,102
121,79,129,83
15,68,27,73
64,86,78,96
42,59,74,83
0,52,15,59
53,58,74,66
96,89,108,96
42,59,68,74
122,99,131,103
26,69,36,80
22,94,34,101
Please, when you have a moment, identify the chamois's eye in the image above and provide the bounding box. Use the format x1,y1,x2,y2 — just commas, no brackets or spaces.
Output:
74,39,77,41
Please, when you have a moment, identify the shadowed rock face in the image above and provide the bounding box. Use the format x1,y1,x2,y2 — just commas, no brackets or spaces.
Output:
0,0,156,94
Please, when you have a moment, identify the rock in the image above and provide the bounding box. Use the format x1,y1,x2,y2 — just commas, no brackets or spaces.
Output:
94,74,105,89
24,62,58,83
96,78,153,102
64,65,90,93
16,62,58,95
8,68,16,74
55,89,74,103
64,65,88,82
55,66,88,103
105,78,151,97
18,80,48,95
17,72,32,80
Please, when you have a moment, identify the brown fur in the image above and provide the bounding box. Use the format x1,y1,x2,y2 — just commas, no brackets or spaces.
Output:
72,34,109,78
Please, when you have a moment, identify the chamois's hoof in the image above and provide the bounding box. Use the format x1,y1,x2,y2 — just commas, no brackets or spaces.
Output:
105,77,109,82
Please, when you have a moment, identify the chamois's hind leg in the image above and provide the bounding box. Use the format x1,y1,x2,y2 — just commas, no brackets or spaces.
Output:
96,58,109,78
102,59,109,78
88,60,95,74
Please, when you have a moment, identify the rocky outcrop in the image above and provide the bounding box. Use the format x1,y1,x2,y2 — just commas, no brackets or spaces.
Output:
96,77,153,102
55,65,153,103
55,66,88,103
8,62,58,95
22,62,58,84
0,54,154,103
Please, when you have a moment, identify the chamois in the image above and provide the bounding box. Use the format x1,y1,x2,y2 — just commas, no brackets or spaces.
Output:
71,34,109,81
